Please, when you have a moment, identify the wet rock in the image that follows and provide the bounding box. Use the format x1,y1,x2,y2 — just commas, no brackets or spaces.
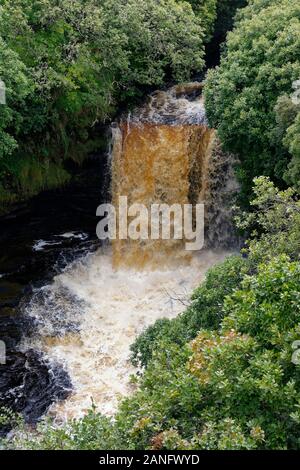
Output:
0,350,72,435
0,158,104,435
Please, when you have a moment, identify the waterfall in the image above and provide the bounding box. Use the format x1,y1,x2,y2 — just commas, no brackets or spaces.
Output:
18,83,237,421
111,83,238,267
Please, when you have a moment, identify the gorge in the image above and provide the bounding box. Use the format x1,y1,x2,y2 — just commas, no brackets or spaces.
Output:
0,83,238,426
1,0,298,452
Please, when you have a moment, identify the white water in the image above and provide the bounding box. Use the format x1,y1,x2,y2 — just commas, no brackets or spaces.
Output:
32,232,88,252
20,82,237,422
21,247,229,421
130,82,207,125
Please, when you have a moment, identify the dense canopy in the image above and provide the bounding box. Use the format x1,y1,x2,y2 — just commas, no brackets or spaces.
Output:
205,0,300,196
0,0,207,209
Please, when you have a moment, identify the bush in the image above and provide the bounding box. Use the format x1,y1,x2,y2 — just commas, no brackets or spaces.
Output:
235,176,300,262
5,406,116,450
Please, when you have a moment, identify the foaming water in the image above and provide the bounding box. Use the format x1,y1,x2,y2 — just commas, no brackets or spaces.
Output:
20,247,229,420
17,82,238,423
130,82,206,125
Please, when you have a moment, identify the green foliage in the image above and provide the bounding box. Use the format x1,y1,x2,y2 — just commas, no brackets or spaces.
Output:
0,408,22,430
186,255,248,331
235,176,300,262
191,418,264,450
223,257,300,346
204,0,300,197
0,0,207,209
105,0,205,90
6,406,116,450
0,37,30,164
121,256,300,450
187,0,218,39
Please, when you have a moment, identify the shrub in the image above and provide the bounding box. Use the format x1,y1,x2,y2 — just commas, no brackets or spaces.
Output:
235,176,300,262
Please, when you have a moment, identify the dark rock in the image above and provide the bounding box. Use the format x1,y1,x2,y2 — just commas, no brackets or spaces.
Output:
0,350,72,435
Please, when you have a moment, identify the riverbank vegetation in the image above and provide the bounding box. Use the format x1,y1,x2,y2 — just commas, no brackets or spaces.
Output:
0,0,231,213
5,177,300,450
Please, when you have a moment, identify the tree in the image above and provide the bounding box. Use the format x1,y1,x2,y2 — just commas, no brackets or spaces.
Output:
235,176,300,262
0,0,206,209
0,38,30,169
186,0,218,39
102,0,205,94
204,0,300,198
0,36,31,207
